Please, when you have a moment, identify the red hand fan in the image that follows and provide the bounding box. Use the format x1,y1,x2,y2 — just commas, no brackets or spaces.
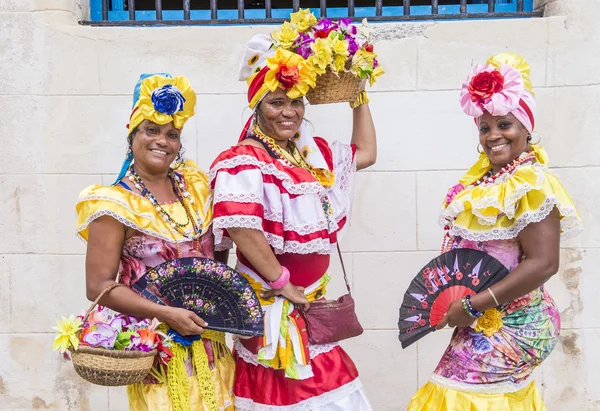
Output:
398,248,509,348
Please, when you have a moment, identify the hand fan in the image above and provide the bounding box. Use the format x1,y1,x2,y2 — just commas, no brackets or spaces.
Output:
398,249,509,348
132,257,264,337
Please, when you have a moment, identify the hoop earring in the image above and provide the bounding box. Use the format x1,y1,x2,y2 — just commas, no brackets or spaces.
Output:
477,144,483,154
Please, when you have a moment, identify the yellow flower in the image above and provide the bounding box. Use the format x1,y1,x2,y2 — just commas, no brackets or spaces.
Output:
272,22,299,50
309,38,333,73
290,8,317,32
474,308,504,337
264,48,317,99
330,35,349,58
353,48,376,66
332,55,347,72
52,315,83,353
369,66,384,86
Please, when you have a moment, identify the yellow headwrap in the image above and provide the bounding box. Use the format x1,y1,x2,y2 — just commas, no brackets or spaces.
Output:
128,74,196,132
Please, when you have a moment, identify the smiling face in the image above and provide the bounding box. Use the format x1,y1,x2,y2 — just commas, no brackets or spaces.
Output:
478,111,529,172
130,120,181,173
256,88,305,142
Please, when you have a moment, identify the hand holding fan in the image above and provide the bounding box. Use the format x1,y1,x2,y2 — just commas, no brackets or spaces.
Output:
398,249,509,348
133,257,264,337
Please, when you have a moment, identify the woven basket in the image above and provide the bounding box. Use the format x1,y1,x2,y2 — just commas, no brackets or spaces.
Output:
306,70,361,105
69,283,157,386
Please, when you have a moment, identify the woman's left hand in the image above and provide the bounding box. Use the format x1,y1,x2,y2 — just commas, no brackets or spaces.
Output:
436,299,476,330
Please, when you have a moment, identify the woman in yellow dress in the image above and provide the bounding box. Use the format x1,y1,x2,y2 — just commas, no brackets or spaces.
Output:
76,73,234,411
407,53,582,410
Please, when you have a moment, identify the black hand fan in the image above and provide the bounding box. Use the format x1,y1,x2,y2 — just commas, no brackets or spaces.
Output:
398,249,509,348
133,257,264,337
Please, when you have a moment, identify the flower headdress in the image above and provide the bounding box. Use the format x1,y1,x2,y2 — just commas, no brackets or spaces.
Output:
114,73,197,184
240,34,316,109
459,52,535,134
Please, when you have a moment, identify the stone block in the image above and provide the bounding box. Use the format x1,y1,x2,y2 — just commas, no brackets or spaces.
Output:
417,18,548,90
96,26,271,96
415,328,453,387
341,172,417,252
552,168,599,248
326,252,354,300
0,334,108,410
0,174,98,254
416,170,464,251
109,387,129,411
0,256,11,333
369,36,418,92
341,330,418,410
354,251,438,330
0,13,99,95
0,0,76,12
8,255,88,333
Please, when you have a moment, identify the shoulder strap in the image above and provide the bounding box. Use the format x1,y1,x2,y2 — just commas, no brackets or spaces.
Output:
336,243,352,295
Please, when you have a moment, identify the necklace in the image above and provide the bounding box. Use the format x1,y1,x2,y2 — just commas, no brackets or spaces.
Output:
251,125,335,188
440,150,536,253
127,164,204,242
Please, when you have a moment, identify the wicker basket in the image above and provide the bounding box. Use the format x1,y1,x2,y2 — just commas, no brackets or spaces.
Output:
69,283,157,386
306,70,361,105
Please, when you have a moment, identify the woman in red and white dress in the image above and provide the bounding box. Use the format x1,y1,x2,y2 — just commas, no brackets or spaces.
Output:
209,34,376,410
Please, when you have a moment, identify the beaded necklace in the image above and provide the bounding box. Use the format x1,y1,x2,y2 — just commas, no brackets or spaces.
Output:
440,149,536,253
251,125,335,188
127,164,204,244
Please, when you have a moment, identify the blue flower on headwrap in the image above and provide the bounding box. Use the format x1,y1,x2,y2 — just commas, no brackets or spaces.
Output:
151,84,186,115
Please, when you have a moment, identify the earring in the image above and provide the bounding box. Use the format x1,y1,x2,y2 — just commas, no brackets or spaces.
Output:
527,134,532,142
477,144,483,154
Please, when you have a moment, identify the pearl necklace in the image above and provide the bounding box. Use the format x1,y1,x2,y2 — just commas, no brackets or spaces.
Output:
440,150,535,253
127,165,203,241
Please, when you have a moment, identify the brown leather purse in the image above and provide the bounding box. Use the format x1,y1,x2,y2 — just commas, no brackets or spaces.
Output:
299,244,364,345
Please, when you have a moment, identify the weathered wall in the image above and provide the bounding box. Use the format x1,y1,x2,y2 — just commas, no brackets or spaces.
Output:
1,0,598,409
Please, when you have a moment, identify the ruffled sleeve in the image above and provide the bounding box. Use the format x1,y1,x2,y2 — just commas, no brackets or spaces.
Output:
76,160,213,243
441,146,582,242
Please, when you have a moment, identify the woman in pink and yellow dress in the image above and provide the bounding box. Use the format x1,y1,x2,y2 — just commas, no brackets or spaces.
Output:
209,34,376,410
77,73,234,411
407,53,582,410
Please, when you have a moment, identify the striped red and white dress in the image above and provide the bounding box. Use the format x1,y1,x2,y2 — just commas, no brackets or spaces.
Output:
210,138,372,410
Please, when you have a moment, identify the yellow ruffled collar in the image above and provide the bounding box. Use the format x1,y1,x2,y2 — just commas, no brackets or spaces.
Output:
440,145,582,242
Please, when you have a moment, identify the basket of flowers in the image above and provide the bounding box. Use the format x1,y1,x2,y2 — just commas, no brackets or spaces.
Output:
271,9,384,105
53,284,173,386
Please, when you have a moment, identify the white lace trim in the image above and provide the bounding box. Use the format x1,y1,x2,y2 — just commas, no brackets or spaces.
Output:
234,338,339,370
76,210,181,244
429,373,534,394
213,216,334,255
213,192,264,204
210,155,326,196
448,195,582,242
77,194,158,221
234,377,366,411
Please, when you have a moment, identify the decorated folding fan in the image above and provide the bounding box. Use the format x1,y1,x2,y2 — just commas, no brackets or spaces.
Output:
398,249,509,348
133,257,264,337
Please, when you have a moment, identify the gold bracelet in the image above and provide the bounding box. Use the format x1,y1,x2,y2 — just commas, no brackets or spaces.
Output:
350,90,369,109
488,287,500,306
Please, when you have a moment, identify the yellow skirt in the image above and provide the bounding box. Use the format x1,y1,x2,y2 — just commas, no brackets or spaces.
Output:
406,380,547,411
127,353,235,411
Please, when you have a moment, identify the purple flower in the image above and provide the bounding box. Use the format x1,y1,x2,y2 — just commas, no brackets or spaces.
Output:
472,332,493,354
373,58,379,68
314,18,337,38
83,324,118,349
346,36,359,56
338,18,357,35
109,317,127,331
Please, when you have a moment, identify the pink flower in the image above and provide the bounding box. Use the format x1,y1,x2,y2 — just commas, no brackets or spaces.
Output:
83,323,118,349
459,64,525,118
118,254,146,287
445,183,465,205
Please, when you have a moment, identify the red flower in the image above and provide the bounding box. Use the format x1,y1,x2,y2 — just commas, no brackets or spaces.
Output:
468,70,504,102
365,44,374,53
276,64,300,90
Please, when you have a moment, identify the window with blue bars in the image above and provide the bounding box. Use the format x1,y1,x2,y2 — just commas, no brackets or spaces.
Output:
86,0,538,25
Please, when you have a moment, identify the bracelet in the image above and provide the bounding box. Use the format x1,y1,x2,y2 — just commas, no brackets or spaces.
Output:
350,90,369,109
488,287,500,306
461,295,483,318
268,266,290,289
